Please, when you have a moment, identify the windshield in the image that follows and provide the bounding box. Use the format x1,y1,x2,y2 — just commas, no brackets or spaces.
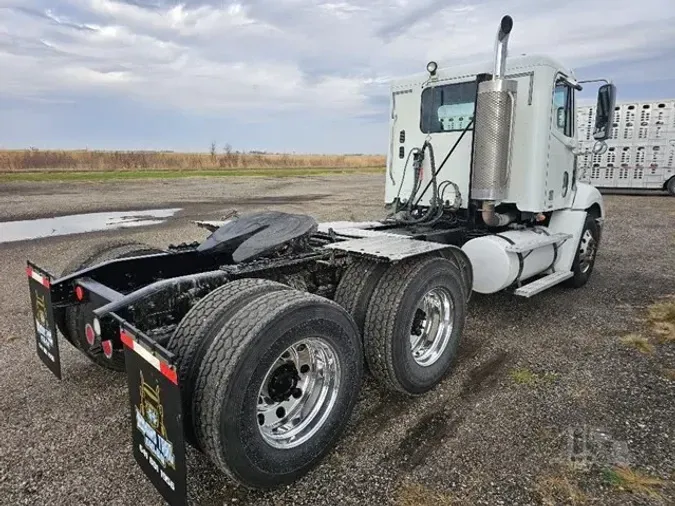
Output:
420,81,477,133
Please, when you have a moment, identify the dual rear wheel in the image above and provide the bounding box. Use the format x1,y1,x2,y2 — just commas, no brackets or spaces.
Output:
170,280,363,489
171,253,469,489
335,254,469,395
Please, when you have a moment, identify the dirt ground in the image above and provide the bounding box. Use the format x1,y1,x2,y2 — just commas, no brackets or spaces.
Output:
0,175,673,506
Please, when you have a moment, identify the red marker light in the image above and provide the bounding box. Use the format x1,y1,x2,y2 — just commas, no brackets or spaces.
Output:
84,324,96,346
75,286,85,301
101,340,114,359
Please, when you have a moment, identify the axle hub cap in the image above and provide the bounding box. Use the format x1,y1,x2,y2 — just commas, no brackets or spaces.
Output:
257,338,341,449
409,287,454,367
267,363,300,402
578,229,597,274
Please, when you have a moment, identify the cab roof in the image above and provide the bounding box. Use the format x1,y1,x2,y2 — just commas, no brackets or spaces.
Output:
391,54,573,91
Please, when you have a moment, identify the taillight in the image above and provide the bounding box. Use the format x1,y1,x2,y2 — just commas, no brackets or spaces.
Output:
84,323,96,346
101,340,114,359
75,285,84,301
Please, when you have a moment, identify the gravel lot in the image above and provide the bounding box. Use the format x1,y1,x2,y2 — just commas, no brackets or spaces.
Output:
0,175,673,505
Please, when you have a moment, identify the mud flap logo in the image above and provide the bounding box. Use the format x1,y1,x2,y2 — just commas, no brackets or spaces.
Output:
34,292,55,360
136,372,176,471
28,266,61,380
124,326,186,506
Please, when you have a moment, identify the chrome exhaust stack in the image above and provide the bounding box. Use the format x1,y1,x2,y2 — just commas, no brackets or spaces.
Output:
493,15,513,79
471,15,517,227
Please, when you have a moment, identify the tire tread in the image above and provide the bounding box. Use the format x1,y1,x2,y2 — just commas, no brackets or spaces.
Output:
363,256,444,393
166,278,291,446
333,259,387,333
194,289,358,484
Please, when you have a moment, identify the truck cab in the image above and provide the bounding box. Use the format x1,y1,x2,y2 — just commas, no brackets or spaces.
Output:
385,55,611,217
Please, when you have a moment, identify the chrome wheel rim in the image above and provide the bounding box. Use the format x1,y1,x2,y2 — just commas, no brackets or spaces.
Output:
257,338,341,449
409,287,454,367
578,229,597,274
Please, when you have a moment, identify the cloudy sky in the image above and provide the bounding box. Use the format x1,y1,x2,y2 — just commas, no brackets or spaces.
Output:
1,0,674,153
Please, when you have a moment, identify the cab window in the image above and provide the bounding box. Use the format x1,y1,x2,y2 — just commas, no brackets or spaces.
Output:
420,81,477,133
553,80,574,138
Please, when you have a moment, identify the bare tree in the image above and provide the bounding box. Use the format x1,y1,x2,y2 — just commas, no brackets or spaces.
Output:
210,141,217,162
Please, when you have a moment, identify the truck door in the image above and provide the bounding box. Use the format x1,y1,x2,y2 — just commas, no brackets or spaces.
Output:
547,78,576,209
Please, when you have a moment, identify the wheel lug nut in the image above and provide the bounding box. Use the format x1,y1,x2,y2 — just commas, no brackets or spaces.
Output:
291,388,302,399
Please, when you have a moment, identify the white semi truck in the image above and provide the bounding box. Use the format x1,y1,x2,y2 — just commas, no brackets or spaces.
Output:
384,15,613,296
577,99,675,195
25,15,615,506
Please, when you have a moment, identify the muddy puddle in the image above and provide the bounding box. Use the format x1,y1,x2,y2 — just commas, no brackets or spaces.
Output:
0,208,181,243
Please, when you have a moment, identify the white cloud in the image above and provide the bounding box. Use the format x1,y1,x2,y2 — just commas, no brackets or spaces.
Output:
0,0,674,119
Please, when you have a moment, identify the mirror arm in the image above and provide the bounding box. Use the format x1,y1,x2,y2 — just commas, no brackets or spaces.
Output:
577,78,611,85
558,75,583,91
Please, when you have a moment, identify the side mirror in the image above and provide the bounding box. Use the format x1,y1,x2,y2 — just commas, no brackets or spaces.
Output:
593,83,616,141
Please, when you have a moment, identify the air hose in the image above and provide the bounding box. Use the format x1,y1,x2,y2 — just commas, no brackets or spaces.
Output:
388,140,442,225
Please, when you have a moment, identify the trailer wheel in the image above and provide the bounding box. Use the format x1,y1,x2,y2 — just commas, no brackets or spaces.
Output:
194,290,362,489
566,214,600,288
363,256,466,395
59,240,163,370
166,278,292,448
333,259,388,334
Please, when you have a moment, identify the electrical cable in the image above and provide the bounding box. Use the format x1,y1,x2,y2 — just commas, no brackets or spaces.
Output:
413,119,474,208
387,117,472,226
394,140,441,225
392,147,421,212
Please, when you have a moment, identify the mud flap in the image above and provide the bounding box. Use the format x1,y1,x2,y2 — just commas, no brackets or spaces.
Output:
27,262,61,379
120,323,187,506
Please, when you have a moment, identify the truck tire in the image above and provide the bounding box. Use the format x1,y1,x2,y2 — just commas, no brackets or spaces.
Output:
667,176,675,196
166,278,292,449
435,248,473,302
363,256,467,395
333,259,388,334
59,240,163,371
193,290,363,489
566,214,600,288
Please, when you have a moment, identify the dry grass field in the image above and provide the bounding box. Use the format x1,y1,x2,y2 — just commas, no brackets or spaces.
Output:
0,148,385,173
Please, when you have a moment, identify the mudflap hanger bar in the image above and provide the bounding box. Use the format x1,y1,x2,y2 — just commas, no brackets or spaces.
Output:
93,269,230,320
92,269,230,357
112,317,188,506
48,249,202,302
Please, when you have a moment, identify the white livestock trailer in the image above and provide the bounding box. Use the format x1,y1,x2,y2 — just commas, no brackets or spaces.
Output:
577,99,675,195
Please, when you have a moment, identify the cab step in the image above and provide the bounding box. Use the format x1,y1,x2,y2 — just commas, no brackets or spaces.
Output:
514,271,574,298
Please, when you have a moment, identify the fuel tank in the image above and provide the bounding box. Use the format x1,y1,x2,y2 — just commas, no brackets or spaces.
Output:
461,229,557,294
